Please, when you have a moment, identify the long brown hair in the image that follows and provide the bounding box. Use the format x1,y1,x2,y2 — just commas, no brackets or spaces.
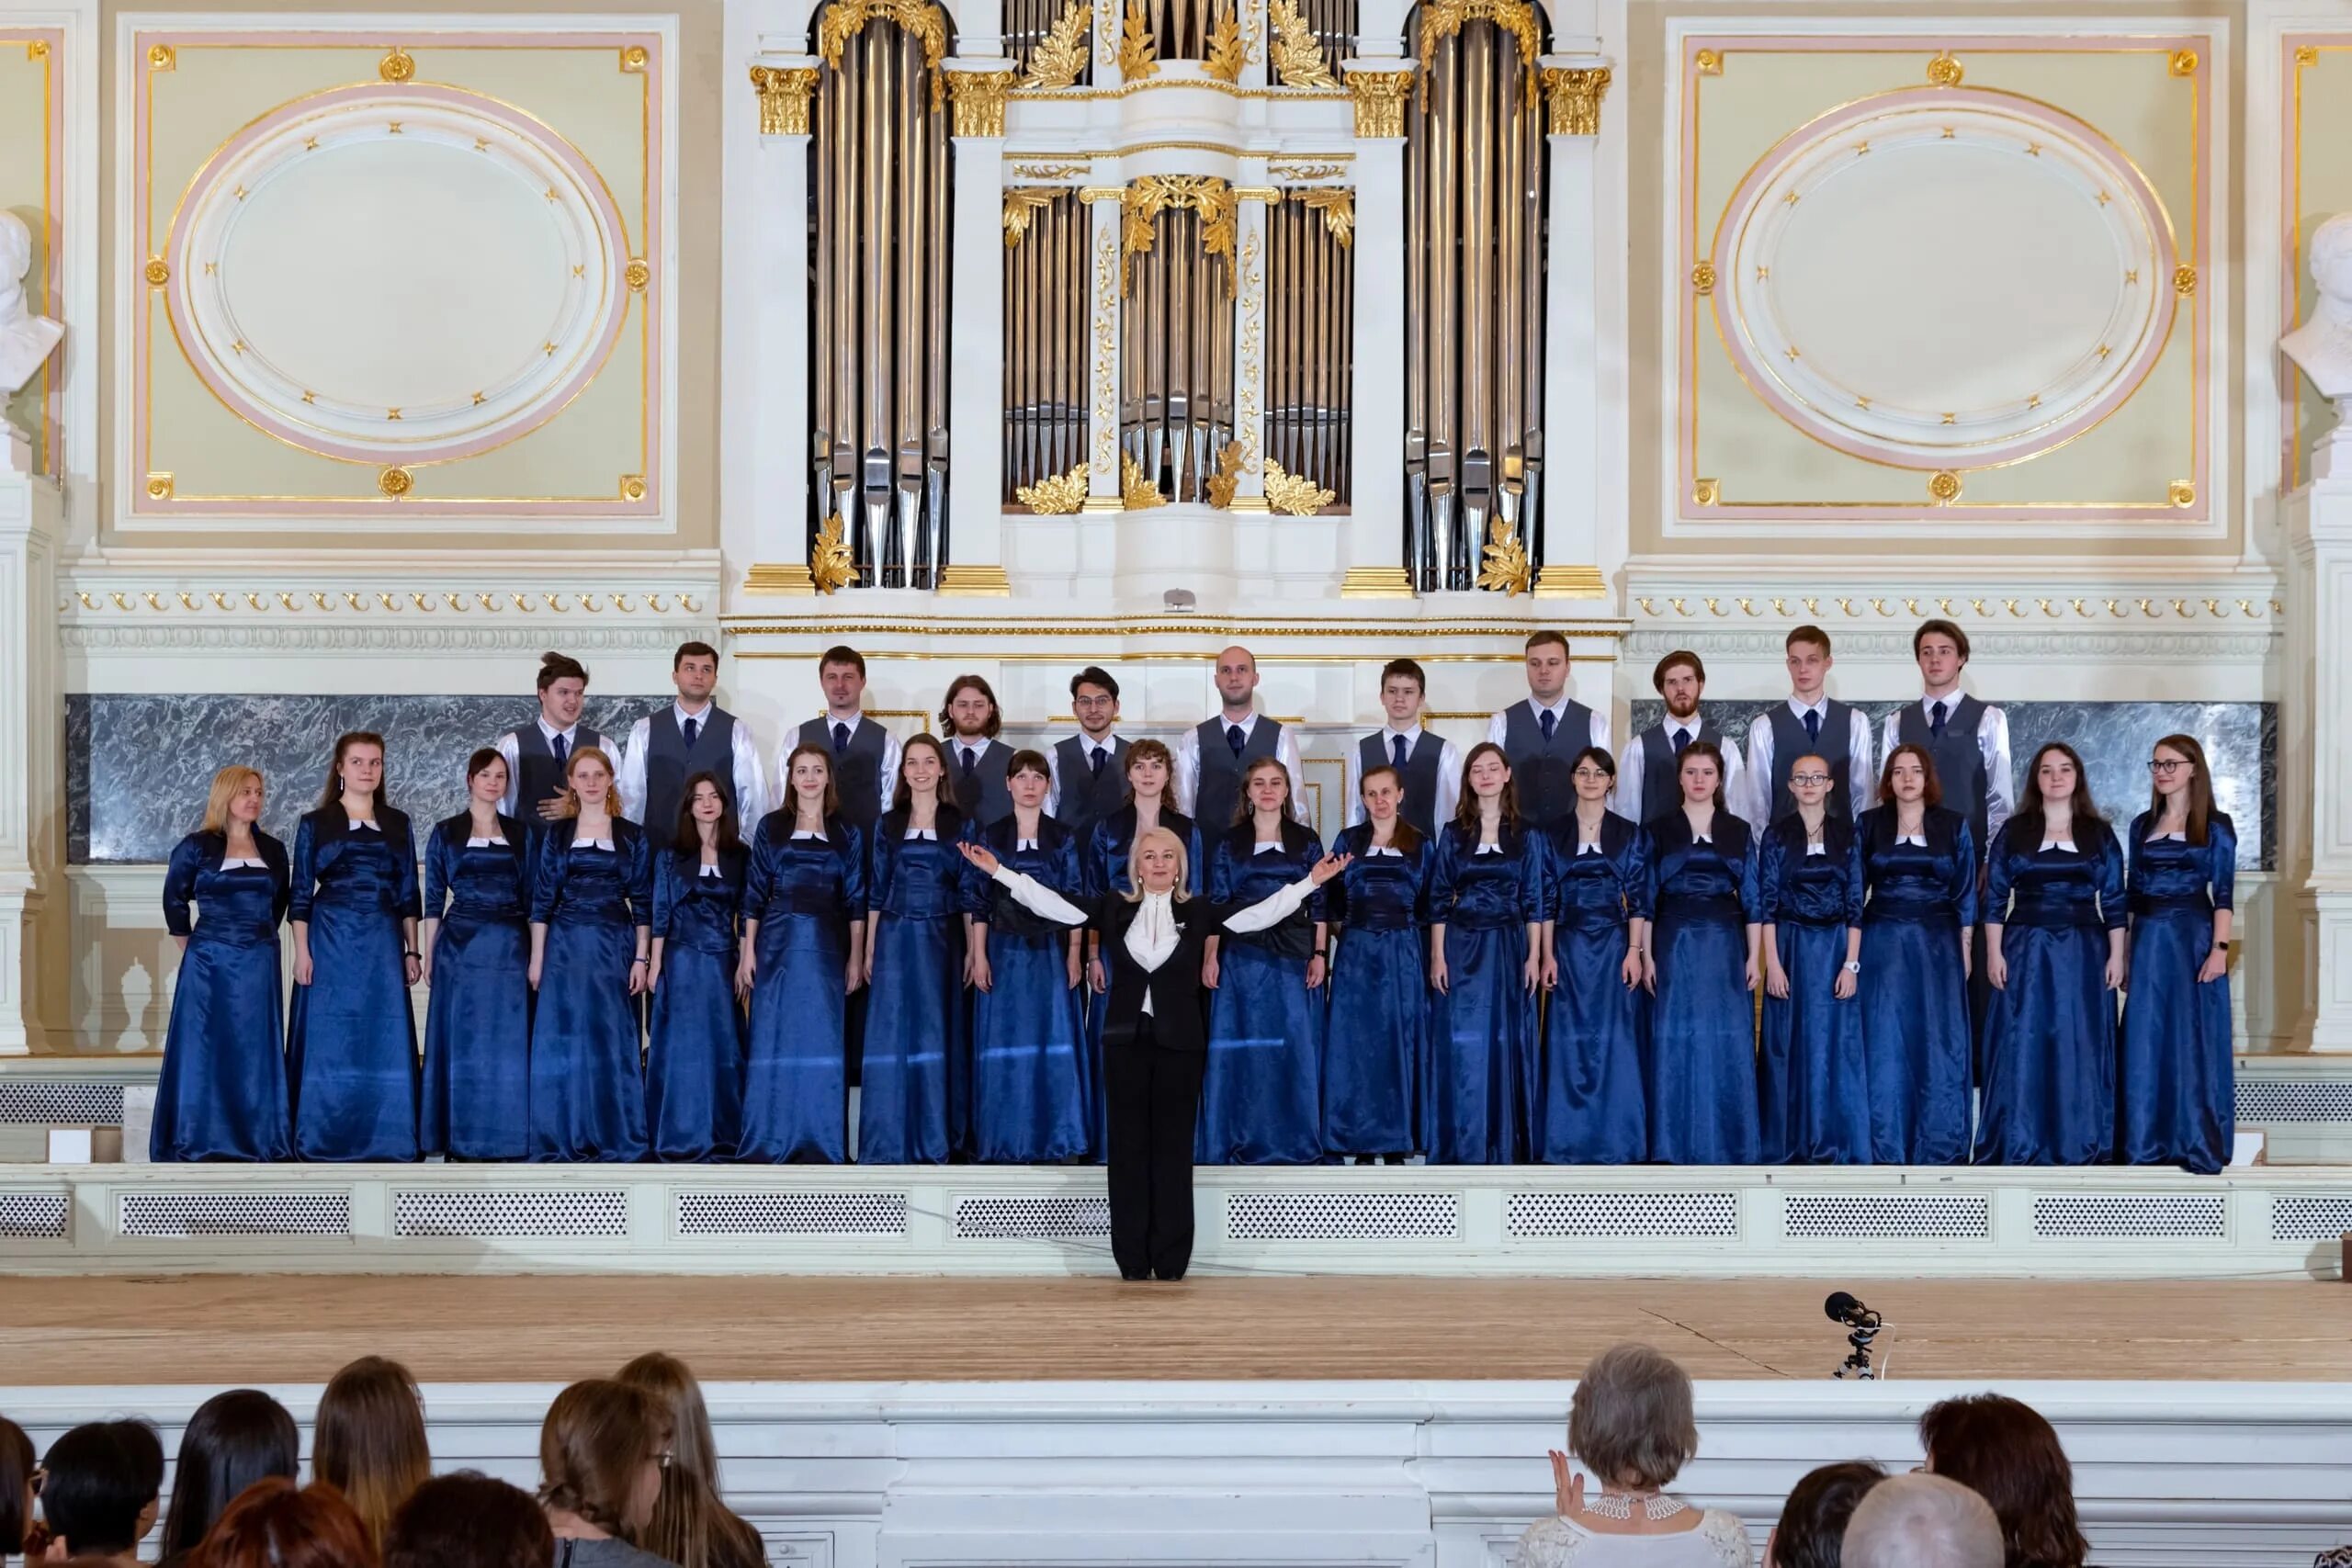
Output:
1123,739,1175,804
1875,742,1945,809
200,766,266,836
1919,1393,2090,1568
1238,755,1295,828
670,771,743,856
311,1358,429,1551
780,743,841,823
1452,741,1522,831
318,732,391,813
1675,739,1726,808
891,733,951,813
615,1355,764,1568
2146,732,2214,846
537,1381,669,1540
1356,763,1424,856
2013,741,2105,845
937,673,1003,738
192,1478,378,1568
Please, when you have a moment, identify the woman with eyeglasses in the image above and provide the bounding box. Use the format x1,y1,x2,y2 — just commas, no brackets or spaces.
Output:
1534,747,1649,1165
1322,762,1434,1163
1979,741,2127,1166
538,1381,678,1568
1757,754,1870,1164
2119,735,2237,1173
1856,743,1976,1165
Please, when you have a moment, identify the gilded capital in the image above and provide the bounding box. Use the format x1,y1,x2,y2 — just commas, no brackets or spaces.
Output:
1542,64,1611,136
748,64,819,136
1344,67,1415,140
946,66,1017,137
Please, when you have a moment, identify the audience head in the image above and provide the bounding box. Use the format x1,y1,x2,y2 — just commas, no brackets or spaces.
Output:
1841,1473,2002,1568
1766,1461,1884,1568
1566,1343,1699,1493
0,1415,32,1555
40,1419,164,1560
313,1357,431,1551
615,1356,763,1568
385,1472,552,1568
535,653,590,728
538,1380,671,1540
160,1389,300,1559
201,766,266,835
1919,1393,2090,1568
192,1478,377,1568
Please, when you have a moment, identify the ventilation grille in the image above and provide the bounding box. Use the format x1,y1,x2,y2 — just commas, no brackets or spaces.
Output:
1783,1193,1991,1241
676,1191,908,1238
2032,1193,2228,1241
0,1083,125,1124
1507,1190,1741,1241
0,1191,70,1238
2271,1195,2352,1243
119,1191,351,1238
953,1195,1111,1240
392,1190,628,1239
1227,1191,1460,1242
2235,1080,2352,1122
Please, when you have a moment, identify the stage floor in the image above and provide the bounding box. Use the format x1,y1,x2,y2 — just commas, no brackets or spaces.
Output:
4,1274,2345,1385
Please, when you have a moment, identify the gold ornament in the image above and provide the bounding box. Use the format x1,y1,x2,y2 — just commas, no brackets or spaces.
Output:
1022,0,1093,89
379,47,415,83
1262,459,1334,515
748,64,819,135
619,475,648,502
1122,175,1236,294
379,467,413,499
1205,4,1248,82
2168,49,2198,76
1003,189,1058,246
1541,65,1611,136
1691,478,1719,506
626,258,650,291
147,42,175,71
1206,441,1248,507
1927,50,1963,86
2173,264,2198,297
620,44,650,72
1416,0,1540,106
946,68,1016,136
1300,187,1353,247
810,514,859,593
145,473,175,501
143,256,170,287
1118,0,1159,80
1928,469,1962,504
817,0,952,104
1346,69,1413,138
1121,453,1167,509
1476,517,1532,596
2168,479,2197,508
1693,48,1723,75
1017,463,1091,513
1267,0,1338,88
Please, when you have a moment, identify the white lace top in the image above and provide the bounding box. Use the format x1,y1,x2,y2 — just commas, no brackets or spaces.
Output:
1516,1509,1751,1568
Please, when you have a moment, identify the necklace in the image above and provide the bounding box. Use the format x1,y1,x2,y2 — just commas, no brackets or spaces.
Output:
1585,1491,1689,1521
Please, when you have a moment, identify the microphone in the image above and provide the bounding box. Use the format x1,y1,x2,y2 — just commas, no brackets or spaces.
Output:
1825,1291,1882,1328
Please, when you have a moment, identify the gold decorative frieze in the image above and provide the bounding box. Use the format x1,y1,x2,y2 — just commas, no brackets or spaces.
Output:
1542,65,1611,137
1263,459,1334,515
1477,518,1532,596
379,46,415,83
1268,0,1338,88
1122,175,1237,294
1416,0,1540,104
378,467,413,499
1012,163,1091,178
1205,4,1249,83
1118,0,1159,81
1021,0,1093,90
1270,161,1348,179
1629,592,2277,624
749,64,819,135
810,515,859,593
73,586,715,615
1018,463,1091,513
1300,187,1354,246
1346,68,1414,139
743,563,818,595
1927,50,1963,86
818,0,951,103
1092,231,1119,478
947,68,1016,136
1003,189,1058,246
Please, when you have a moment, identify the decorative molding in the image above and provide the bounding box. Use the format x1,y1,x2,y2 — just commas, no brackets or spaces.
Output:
1622,627,2278,662
1541,64,1611,136
1476,518,1532,595
817,0,950,104
1535,564,1607,599
1267,0,1337,89
808,516,857,594
934,564,1012,596
1121,175,1236,294
1338,566,1415,599
1343,68,1413,139
1016,463,1090,513
60,623,715,654
1020,0,1093,90
946,68,1017,137
749,63,818,135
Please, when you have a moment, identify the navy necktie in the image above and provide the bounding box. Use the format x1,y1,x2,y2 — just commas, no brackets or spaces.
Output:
960,746,978,781
1227,723,1246,756
1090,745,1107,779
552,733,569,762
1393,733,1409,770
1672,727,1690,757
1804,707,1821,747
682,716,699,749
1930,700,1948,740
831,722,850,755
1539,708,1556,743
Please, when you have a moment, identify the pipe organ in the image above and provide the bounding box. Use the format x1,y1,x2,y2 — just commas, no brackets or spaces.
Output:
1001,189,1091,504
1120,178,1237,507
1266,188,1356,508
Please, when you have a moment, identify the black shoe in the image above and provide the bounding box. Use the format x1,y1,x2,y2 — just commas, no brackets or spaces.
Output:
1120,1269,1149,1281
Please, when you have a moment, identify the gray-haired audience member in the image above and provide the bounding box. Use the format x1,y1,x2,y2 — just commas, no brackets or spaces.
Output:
1841,1474,2003,1568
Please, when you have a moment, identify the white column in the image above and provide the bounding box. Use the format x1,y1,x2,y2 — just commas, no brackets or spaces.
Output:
942,64,1014,594
1535,56,1610,599
736,58,820,596
1084,187,1125,511
1229,181,1271,510
1339,62,1412,597
0,437,62,1054
2285,471,2352,1051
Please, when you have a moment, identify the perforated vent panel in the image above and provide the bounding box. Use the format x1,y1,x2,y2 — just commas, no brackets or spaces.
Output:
2271,1195,2352,1242
2032,1193,2228,1240
1783,1193,1991,1241
676,1191,908,1237
119,1191,351,1238
1506,1191,1741,1241
2235,1080,2352,1122
391,1190,628,1239
0,1083,125,1124
953,1195,1112,1239
0,1191,69,1238
1226,1191,1459,1241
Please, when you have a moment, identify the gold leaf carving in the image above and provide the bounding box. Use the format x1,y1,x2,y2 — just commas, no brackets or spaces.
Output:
1003,189,1058,247
1118,0,1159,81
818,0,951,104
1270,162,1347,179
1262,459,1334,515
1476,518,1532,596
749,65,819,135
1267,0,1338,87
1415,0,1540,106
810,514,859,593
1022,0,1093,90
1300,187,1353,247
1122,453,1168,509
1345,69,1413,138
945,69,1015,136
1205,4,1248,82
1123,175,1236,295
1017,463,1091,513
1540,65,1611,135
1206,441,1247,507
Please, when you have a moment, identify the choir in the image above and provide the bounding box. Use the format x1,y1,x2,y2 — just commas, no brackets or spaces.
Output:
146,632,2241,1173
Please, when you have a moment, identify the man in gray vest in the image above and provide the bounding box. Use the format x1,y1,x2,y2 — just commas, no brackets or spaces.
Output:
1049,665,1131,837
1739,624,1874,824
617,639,768,844
787,644,899,830
1348,657,1460,839
494,651,604,822
1880,618,2012,860
1487,629,1607,829
941,674,1017,827
1615,649,1749,826
1175,645,1309,834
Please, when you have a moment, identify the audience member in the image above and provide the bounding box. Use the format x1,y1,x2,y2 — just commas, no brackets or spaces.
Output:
538,1381,677,1568
191,1477,377,1568
2315,1549,2352,1567
385,1472,555,1568
37,1420,164,1565
1765,1461,1884,1568
314,1358,433,1551
614,1355,764,1568
159,1390,301,1566
1518,1343,1751,1567
1,1415,35,1556
1919,1394,2091,1568
1841,1473,2002,1568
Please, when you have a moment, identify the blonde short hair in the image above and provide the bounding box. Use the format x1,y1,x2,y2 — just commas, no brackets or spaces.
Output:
200,766,265,835
1123,826,1192,902
1568,1343,1699,1490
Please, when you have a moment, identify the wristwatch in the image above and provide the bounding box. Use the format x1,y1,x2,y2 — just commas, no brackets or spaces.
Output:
1842,960,1861,975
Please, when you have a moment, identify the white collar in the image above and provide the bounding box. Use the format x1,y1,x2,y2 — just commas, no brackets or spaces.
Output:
1525,694,1573,720
575,837,615,851
221,855,268,869
1896,832,1928,847
1920,691,1964,714
1252,839,1283,853
1073,730,1122,752
904,827,938,840
1787,694,1830,720
465,835,507,848
1577,840,1605,856
2041,838,2078,853
790,829,828,840
1017,836,1040,851
537,716,578,745
1364,842,1404,857
1474,841,1505,855
1381,722,1426,740
345,818,379,831
673,699,718,727
820,711,865,733
2154,829,2187,842
1662,715,1701,739
1218,710,1261,738
696,862,725,876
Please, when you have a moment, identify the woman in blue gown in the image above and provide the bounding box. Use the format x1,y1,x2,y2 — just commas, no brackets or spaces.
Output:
1426,742,1545,1164
2119,734,2237,1174
967,750,1092,1162
738,744,868,1163
1201,757,1328,1164
647,771,750,1162
419,748,530,1160
1639,740,1764,1165
286,731,422,1162
1980,741,2128,1166
153,765,293,1162
1536,747,1649,1165
1084,740,1203,1157
526,745,654,1162
1857,743,1976,1165
861,736,969,1165
1323,763,1431,1161
1758,753,1870,1164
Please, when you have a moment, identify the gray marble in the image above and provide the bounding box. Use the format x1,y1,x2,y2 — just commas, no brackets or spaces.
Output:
1624,698,2275,872
69,694,673,863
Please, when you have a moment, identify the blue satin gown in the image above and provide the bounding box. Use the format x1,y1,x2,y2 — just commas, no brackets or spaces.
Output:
1978,821,2127,1165
970,816,1092,1162
1644,811,1764,1165
1425,822,1544,1164
1537,815,1650,1165
287,808,422,1162
1758,816,1870,1164
1083,806,1204,1157
1322,824,1431,1158
527,818,653,1162
153,831,293,1162
1857,807,1977,1164
1202,823,1327,1165
860,807,973,1165
2120,810,2236,1173
648,846,750,1162
741,817,867,1163
420,815,531,1160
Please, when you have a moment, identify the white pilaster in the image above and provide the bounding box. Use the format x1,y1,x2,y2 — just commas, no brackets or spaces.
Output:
1537,53,1610,598
2285,473,2352,1052
1085,187,1125,510
733,54,819,598
0,440,62,1055
944,63,1013,592
1340,62,1409,597
1230,181,1271,509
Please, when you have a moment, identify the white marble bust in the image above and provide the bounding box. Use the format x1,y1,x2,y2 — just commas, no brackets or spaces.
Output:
2284,213,2352,398
0,210,63,396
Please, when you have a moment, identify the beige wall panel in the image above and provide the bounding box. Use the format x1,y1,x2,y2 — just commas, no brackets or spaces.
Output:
0,35,62,479
2287,39,2352,489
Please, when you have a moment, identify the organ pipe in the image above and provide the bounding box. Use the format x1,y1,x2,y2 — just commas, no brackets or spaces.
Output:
1001,190,1091,500
1267,190,1354,504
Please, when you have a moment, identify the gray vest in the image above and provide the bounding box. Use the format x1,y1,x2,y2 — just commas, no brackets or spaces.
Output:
642,705,739,849
508,721,605,816
1193,716,1283,833
1053,734,1130,834
1896,694,1991,852
1501,699,1596,828
1768,698,1858,823
1635,716,1726,823
1356,729,1447,840
949,737,1016,827
797,715,888,829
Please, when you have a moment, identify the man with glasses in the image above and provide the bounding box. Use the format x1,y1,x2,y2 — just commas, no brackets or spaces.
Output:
1049,666,1132,839
1616,649,1748,826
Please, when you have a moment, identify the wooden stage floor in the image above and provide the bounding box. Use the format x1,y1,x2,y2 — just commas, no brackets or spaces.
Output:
2,1275,2346,1385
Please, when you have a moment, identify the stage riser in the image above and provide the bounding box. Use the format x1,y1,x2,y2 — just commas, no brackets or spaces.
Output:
4,1167,2348,1279
0,1384,2343,1568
